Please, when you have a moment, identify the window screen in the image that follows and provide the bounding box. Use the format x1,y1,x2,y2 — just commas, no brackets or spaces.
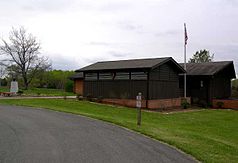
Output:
99,72,114,80
114,72,129,80
131,72,147,80
85,73,97,80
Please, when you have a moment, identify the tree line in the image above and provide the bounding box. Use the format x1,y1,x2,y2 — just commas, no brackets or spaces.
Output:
0,69,75,92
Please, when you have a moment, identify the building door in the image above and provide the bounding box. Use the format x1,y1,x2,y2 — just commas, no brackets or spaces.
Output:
190,78,209,105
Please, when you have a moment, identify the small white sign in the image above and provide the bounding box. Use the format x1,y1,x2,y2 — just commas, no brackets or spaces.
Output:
136,93,142,108
10,81,18,93
136,100,141,108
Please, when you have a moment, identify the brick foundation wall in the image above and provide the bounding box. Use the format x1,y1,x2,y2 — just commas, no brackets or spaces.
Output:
102,99,146,108
212,99,238,109
101,97,191,109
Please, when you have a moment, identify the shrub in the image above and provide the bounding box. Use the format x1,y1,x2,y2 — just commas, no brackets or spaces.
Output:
216,101,224,108
65,80,74,92
17,90,23,96
96,96,103,103
199,100,207,108
76,93,83,100
208,102,213,108
192,97,199,104
0,78,8,86
86,94,93,101
90,98,97,102
181,98,190,109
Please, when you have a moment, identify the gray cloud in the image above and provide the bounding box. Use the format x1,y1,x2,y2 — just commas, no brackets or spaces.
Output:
20,0,76,12
209,44,238,73
83,56,109,65
154,30,180,37
108,51,133,58
49,54,79,70
222,0,238,6
116,21,144,33
80,51,134,67
87,41,111,46
0,0,237,74
99,1,132,12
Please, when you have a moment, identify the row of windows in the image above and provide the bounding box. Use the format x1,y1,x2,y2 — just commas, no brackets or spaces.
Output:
85,72,147,81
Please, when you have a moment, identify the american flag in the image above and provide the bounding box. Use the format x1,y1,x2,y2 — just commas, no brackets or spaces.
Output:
184,23,188,45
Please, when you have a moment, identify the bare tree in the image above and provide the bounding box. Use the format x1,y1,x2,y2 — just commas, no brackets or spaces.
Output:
0,27,51,89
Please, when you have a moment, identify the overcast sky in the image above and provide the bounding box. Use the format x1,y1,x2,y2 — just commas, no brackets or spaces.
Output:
0,0,237,72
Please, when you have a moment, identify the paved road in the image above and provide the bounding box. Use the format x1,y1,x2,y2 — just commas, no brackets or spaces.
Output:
0,105,197,163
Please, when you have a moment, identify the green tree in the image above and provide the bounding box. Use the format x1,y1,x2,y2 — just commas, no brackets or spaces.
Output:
189,49,214,63
44,70,74,90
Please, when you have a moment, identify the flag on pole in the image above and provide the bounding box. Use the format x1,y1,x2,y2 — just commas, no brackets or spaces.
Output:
184,23,188,45
183,23,187,98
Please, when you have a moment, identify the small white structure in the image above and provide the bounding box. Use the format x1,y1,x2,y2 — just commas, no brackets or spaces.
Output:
136,92,142,108
10,81,18,94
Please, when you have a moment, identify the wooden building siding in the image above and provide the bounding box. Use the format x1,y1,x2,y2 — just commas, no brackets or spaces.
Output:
149,63,180,99
212,77,231,99
179,61,235,105
180,76,212,104
149,81,179,99
180,75,232,104
84,80,147,99
149,63,178,81
83,62,181,100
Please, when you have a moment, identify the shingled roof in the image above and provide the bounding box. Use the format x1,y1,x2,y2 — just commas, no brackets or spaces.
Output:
179,61,236,77
76,57,185,72
69,72,84,80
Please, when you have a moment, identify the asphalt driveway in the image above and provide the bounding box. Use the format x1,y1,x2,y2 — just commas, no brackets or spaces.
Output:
0,105,196,163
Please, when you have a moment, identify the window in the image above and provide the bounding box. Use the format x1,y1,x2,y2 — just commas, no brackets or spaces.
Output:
85,73,97,80
99,72,114,80
114,72,129,80
131,72,147,80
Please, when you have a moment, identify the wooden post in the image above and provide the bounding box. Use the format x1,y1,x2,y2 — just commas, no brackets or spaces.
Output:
136,92,142,126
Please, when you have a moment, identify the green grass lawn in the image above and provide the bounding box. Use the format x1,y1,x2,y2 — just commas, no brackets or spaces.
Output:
231,79,238,98
0,99,237,163
232,79,238,88
0,87,75,96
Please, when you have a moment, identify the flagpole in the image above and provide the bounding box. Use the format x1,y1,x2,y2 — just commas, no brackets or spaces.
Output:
184,23,187,98
184,43,186,98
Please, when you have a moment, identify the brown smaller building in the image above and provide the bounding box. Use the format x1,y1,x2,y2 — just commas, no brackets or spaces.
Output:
70,72,84,95
179,61,236,105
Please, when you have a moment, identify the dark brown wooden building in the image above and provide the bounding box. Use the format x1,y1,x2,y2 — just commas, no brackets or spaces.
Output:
74,58,235,108
76,57,186,108
179,61,236,105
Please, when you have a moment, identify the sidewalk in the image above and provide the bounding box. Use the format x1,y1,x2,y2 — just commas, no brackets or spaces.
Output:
0,96,77,100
